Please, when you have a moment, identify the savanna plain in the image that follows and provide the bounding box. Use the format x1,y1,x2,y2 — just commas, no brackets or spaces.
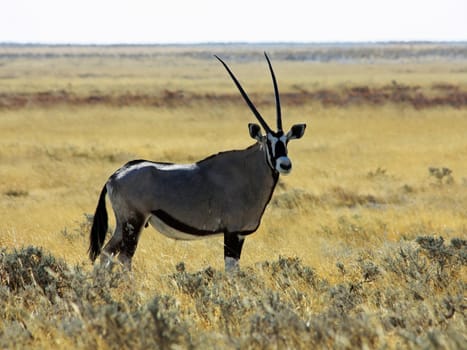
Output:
0,43,466,349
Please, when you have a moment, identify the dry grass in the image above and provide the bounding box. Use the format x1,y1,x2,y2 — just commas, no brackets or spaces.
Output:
1,240,465,349
0,44,466,348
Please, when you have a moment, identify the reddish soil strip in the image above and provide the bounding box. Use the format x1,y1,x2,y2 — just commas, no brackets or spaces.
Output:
1,83,466,109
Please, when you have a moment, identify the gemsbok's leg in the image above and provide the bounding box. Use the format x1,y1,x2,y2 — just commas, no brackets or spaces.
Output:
100,219,123,267
117,214,145,270
224,233,245,271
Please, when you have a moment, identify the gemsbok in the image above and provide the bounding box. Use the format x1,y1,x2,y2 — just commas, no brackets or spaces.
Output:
88,53,306,271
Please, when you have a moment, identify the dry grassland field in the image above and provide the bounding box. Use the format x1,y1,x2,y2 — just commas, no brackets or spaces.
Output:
0,43,466,348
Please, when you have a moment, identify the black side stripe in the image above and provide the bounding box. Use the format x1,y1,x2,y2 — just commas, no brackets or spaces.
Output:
152,210,224,236
151,210,260,237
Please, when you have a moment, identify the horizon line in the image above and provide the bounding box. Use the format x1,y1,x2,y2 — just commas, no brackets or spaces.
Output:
1,40,467,47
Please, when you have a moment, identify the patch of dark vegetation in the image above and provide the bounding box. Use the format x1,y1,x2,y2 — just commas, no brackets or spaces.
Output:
330,186,382,208
367,167,388,178
0,246,69,296
1,81,467,109
3,189,29,197
60,214,92,242
432,82,461,91
0,246,124,304
0,237,465,349
429,166,454,185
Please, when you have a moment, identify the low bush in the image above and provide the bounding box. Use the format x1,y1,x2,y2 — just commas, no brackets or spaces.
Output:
0,237,465,349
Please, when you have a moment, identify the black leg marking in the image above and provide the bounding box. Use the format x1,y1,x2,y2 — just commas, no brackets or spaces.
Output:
118,215,145,269
224,233,245,271
224,234,245,260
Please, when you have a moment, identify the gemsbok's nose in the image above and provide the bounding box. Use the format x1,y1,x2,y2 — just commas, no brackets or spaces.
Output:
276,156,292,174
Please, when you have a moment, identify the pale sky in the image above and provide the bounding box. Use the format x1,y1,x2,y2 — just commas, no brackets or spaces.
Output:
1,0,466,44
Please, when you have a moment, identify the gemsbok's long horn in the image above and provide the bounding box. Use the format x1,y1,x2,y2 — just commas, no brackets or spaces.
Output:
264,52,282,132
215,55,272,133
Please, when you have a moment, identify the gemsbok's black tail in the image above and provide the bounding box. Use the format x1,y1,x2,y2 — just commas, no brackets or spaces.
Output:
88,185,108,262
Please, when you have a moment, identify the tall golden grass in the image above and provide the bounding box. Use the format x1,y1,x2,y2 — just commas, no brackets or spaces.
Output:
0,44,466,348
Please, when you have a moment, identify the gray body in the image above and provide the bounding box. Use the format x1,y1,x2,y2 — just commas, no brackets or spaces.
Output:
110,143,277,237
88,53,306,271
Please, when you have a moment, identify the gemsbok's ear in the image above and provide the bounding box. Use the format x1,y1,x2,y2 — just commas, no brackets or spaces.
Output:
248,123,263,141
287,123,306,141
